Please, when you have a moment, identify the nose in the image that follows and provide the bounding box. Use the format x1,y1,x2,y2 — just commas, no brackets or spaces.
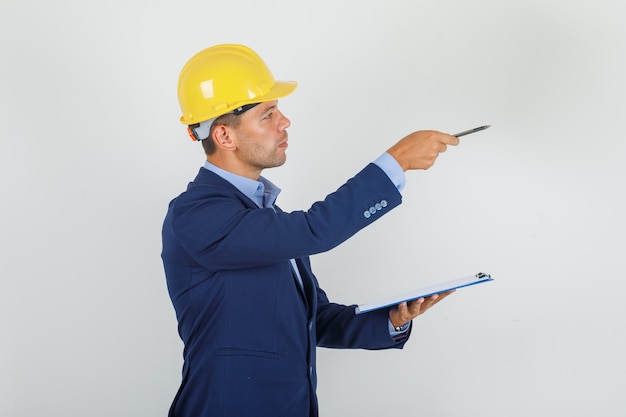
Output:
278,110,291,131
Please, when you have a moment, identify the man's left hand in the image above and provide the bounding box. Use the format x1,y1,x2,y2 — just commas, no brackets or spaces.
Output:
389,290,455,328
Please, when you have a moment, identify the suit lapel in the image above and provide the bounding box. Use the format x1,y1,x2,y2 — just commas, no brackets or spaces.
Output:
193,167,259,209
195,168,314,313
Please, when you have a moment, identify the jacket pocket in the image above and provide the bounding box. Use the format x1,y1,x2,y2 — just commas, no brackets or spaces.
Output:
213,347,280,360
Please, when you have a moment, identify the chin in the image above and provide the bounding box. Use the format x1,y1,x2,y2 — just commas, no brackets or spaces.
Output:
272,157,287,168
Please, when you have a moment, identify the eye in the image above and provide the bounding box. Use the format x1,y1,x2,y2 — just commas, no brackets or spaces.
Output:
263,112,274,120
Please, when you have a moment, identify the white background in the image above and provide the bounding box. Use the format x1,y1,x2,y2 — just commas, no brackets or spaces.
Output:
2,0,625,416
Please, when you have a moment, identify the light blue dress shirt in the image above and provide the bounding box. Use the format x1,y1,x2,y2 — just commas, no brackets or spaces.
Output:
202,153,410,336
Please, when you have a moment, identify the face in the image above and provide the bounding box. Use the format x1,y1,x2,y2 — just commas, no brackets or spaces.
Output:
230,100,291,177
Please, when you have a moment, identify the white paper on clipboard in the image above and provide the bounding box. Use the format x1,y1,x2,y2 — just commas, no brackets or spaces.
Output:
355,272,494,314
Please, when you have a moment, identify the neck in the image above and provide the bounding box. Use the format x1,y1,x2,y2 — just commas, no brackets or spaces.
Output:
206,155,262,180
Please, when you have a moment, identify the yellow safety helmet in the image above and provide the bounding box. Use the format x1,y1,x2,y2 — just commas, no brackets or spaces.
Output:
177,44,297,126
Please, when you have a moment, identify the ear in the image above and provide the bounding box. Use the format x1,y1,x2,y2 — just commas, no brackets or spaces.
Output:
212,125,237,151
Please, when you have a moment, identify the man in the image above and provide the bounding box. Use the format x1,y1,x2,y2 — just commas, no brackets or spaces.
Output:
162,44,459,417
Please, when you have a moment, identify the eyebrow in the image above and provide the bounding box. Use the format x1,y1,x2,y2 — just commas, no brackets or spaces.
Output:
258,104,276,117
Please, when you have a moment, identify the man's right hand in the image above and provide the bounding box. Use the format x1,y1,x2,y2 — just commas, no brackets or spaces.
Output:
386,130,460,171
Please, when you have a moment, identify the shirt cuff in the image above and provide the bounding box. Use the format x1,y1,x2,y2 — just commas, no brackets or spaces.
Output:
388,320,411,337
373,152,406,193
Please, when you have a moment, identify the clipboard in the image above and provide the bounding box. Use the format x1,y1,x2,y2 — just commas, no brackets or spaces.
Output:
354,272,494,314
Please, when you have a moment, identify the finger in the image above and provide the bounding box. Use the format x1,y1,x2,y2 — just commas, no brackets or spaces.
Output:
439,289,455,298
421,291,454,311
431,290,454,305
421,293,440,309
407,297,426,315
396,301,409,315
441,133,460,146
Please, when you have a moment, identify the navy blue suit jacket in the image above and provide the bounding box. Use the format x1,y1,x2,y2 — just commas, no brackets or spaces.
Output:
162,163,409,417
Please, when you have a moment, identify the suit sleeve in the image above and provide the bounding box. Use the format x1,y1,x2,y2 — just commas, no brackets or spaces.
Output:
304,259,410,350
168,163,402,270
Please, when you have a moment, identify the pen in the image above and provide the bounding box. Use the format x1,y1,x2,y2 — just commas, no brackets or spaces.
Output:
453,125,490,138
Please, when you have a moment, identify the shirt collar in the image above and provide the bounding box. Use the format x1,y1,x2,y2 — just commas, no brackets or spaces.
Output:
203,161,281,208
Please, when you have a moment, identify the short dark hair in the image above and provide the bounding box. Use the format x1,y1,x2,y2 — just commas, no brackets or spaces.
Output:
201,112,242,155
